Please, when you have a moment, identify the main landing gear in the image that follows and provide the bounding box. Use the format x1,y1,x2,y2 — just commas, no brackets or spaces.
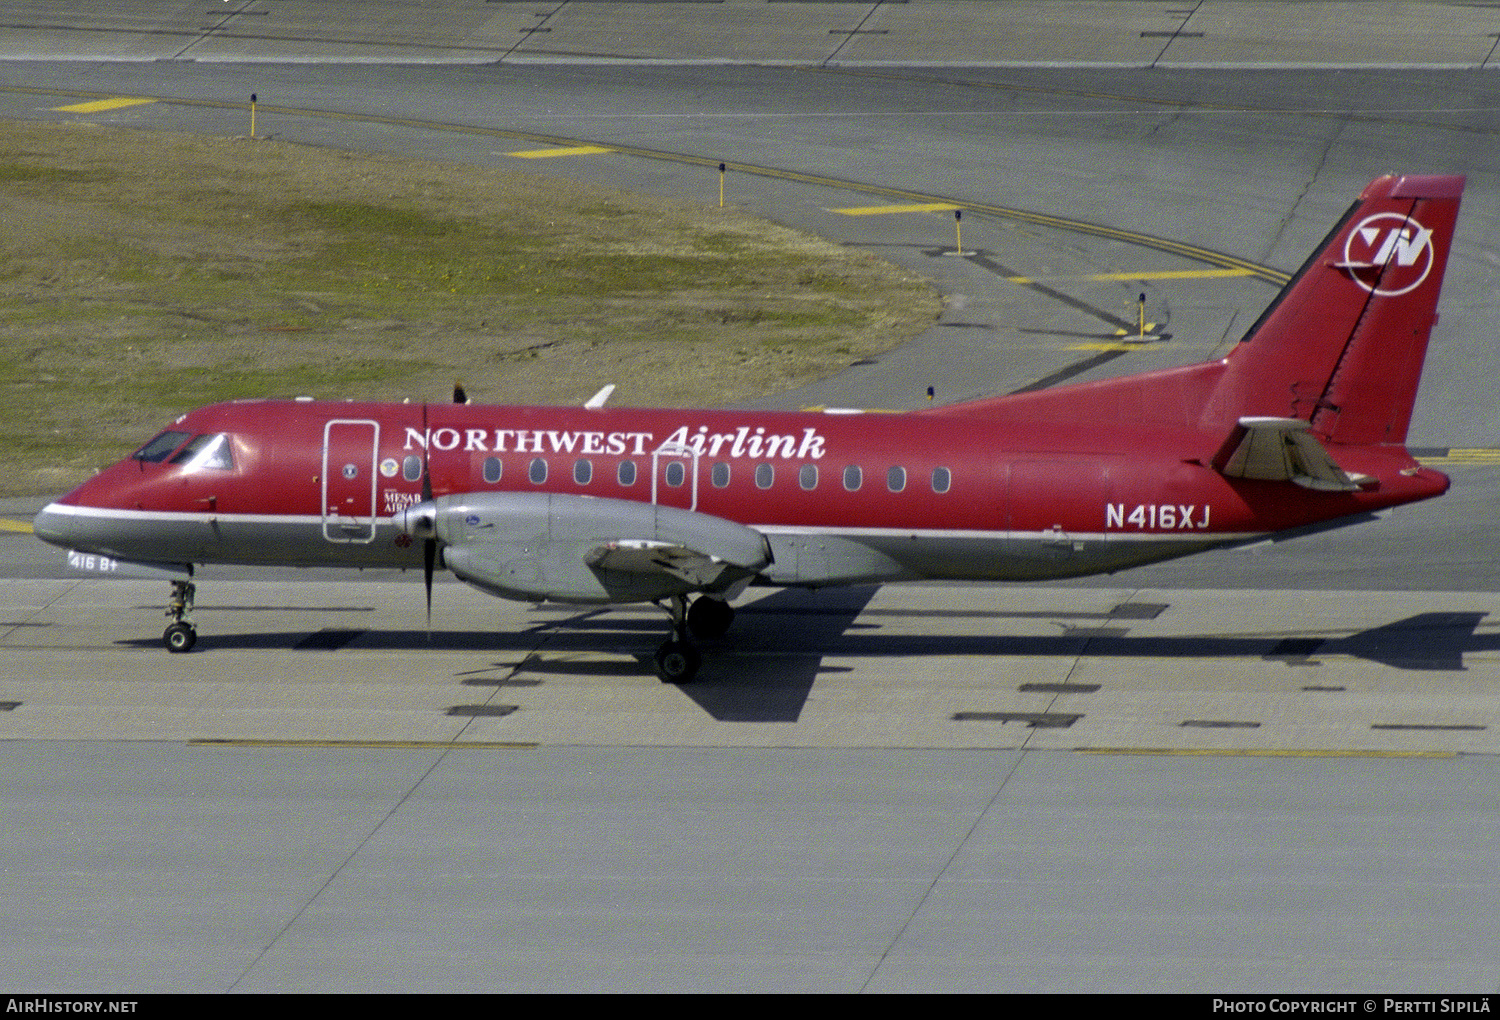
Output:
163,579,197,653
653,594,736,684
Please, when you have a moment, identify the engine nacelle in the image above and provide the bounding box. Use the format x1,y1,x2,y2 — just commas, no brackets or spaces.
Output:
399,492,771,604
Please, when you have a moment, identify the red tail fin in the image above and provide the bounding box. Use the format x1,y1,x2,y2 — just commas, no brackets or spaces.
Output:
1208,174,1463,445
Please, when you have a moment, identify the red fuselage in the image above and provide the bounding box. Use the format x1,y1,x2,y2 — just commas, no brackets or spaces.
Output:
35,397,1448,589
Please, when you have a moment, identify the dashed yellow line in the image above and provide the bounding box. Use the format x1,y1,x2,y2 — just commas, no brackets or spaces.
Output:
507,145,614,159
52,97,156,114
829,202,961,216
1008,268,1258,284
0,518,33,534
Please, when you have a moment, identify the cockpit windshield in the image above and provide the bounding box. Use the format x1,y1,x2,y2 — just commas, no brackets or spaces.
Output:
168,433,235,472
131,430,191,463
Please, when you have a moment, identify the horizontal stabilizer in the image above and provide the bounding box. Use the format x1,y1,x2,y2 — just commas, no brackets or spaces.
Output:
1219,417,1366,491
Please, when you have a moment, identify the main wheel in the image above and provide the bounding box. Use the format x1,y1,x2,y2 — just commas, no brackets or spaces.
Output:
687,596,735,640
654,640,702,684
164,622,197,653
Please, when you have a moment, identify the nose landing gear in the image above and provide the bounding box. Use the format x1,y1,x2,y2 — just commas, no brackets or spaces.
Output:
164,579,197,653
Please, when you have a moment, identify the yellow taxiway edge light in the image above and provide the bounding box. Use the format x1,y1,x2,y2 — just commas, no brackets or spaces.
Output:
1007,268,1258,284
507,145,614,159
1077,747,1456,759
52,97,157,114
0,518,33,534
829,203,961,216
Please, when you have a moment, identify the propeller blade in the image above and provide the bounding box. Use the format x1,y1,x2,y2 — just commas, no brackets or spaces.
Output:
424,536,436,641
421,400,434,640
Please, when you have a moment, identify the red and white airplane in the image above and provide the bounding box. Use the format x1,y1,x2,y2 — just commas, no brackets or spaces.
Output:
34,174,1463,682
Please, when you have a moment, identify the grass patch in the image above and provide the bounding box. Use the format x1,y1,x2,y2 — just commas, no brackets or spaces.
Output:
281,199,463,237
0,120,938,496
0,162,91,184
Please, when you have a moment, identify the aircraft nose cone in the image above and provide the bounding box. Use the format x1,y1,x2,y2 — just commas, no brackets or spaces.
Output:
32,503,74,549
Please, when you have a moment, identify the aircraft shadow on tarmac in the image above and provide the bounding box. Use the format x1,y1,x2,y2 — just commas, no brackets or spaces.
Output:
117,591,1493,722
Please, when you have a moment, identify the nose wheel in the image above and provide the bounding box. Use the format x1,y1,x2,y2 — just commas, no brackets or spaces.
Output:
163,579,198,653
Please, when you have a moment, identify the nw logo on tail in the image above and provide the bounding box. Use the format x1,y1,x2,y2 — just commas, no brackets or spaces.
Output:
1342,212,1435,296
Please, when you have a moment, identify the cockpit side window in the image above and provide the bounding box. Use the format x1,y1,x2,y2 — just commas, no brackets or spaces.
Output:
131,430,192,463
168,433,235,471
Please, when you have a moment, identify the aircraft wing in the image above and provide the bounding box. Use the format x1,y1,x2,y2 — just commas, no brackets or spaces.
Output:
1219,417,1365,491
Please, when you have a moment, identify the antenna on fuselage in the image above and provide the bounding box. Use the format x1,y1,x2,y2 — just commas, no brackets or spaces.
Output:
453,382,469,405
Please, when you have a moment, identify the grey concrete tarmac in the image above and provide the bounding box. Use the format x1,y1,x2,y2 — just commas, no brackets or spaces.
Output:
4,575,1500,753
2,1,1499,994
5,741,1496,993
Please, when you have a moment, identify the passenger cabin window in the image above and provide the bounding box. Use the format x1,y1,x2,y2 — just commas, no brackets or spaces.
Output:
843,465,862,492
755,464,774,490
799,465,818,491
132,430,191,463
529,458,548,484
573,459,592,485
932,467,952,494
711,462,731,488
664,461,686,487
406,455,426,482
482,457,502,484
887,466,906,493
169,433,234,472
618,461,637,486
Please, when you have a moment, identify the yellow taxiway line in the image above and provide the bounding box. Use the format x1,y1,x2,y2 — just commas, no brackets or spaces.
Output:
1428,448,1500,462
507,145,614,159
1008,268,1258,284
829,202,961,216
52,97,156,114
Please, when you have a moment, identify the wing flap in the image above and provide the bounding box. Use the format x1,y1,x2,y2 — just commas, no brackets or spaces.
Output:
585,539,743,589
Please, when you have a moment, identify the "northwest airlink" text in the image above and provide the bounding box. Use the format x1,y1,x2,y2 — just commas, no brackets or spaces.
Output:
403,425,828,461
